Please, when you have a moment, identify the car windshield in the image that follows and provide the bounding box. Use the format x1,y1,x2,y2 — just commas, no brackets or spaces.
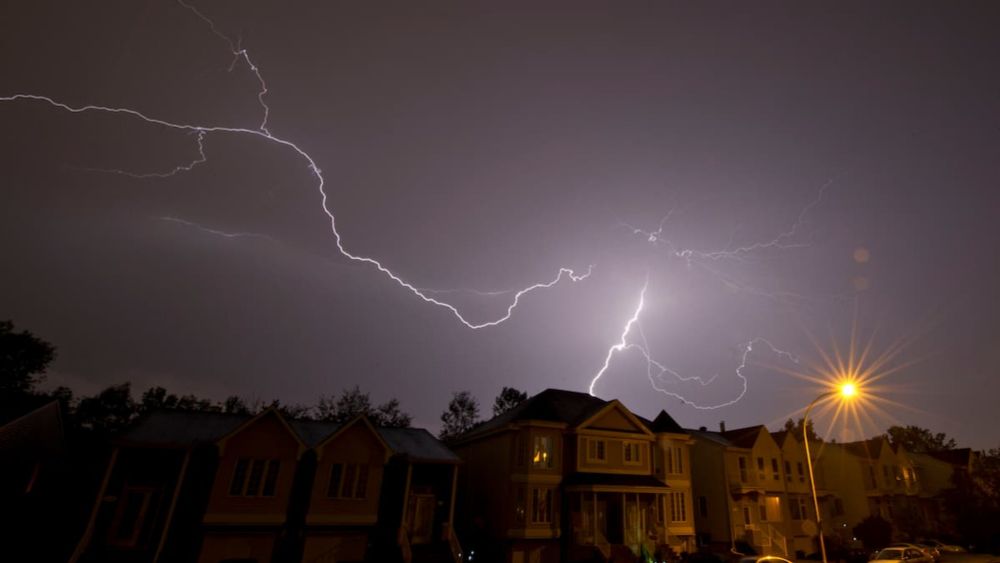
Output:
876,549,906,560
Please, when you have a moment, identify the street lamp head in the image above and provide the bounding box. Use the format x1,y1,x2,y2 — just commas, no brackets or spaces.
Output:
839,382,858,399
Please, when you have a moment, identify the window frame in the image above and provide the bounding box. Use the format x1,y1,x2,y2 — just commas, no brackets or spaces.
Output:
586,437,607,463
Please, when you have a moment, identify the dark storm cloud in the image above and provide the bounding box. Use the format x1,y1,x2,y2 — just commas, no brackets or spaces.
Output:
2,1,998,444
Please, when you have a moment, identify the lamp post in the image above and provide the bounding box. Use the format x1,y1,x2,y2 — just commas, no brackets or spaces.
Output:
803,383,856,563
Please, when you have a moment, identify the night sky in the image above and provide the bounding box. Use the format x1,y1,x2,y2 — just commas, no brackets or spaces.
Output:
2,1,998,447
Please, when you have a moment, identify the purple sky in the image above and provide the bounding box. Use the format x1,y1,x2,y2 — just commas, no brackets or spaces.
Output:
2,0,998,447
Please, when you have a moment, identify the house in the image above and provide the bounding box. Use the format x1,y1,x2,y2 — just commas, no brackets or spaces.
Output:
450,388,694,563
72,408,460,563
689,424,819,558
0,400,82,562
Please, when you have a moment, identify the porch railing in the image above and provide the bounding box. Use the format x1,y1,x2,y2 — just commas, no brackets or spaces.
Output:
443,521,464,563
398,524,412,563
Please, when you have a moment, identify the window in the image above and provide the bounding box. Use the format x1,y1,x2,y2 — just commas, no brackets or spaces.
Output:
327,462,369,499
784,461,792,481
623,442,642,465
670,446,684,473
230,458,281,497
771,458,780,480
756,457,766,480
790,496,808,520
742,506,751,525
797,461,805,482
109,487,153,547
869,466,878,488
587,438,606,462
698,496,708,518
533,435,554,468
882,465,890,486
758,502,767,521
669,492,687,522
531,488,552,523
738,457,748,482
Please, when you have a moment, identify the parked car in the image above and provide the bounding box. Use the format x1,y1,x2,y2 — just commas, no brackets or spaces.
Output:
923,540,966,553
739,556,793,563
871,547,933,563
889,543,939,562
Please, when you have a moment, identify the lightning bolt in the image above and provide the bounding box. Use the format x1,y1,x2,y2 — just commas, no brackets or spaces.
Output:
587,276,799,409
0,1,592,331
159,216,275,241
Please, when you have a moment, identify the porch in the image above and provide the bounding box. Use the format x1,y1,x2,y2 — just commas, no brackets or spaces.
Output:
564,473,674,560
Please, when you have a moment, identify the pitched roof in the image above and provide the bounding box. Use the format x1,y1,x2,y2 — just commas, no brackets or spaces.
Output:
928,448,974,467
843,437,887,460
687,428,734,447
119,410,250,447
290,419,343,448
461,388,608,439
116,410,457,462
380,428,460,463
648,410,686,434
721,425,765,449
0,400,64,456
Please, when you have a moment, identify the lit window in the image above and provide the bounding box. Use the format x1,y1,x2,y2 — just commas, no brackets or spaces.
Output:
533,436,553,468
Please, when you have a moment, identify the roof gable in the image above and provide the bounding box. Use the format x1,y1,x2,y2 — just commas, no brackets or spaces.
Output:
578,401,654,437
217,408,306,457
721,425,769,449
313,415,390,458
648,410,685,434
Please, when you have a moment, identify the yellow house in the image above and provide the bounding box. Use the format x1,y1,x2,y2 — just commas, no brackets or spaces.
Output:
451,388,694,563
690,425,810,558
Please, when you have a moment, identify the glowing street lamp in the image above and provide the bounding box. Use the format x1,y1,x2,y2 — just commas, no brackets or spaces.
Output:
803,381,860,563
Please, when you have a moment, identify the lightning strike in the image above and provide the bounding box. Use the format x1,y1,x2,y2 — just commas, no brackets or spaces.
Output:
160,216,275,241
0,1,592,331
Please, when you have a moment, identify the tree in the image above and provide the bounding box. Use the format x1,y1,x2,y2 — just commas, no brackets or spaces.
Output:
943,448,1000,551
76,383,137,435
374,398,412,428
783,417,820,442
222,395,250,414
852,515,892,550
314,386,411,427
492,386,528,417
885,425,957,453
440,390,480,440
0,319,56,396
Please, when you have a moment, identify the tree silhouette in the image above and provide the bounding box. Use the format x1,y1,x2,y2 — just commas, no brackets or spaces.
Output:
440,390,480,440
492,386,528,417
885,425,957,453
0,319,56,396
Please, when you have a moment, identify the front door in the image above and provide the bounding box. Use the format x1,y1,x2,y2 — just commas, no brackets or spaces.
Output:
409,494,436,544
605,494,623,544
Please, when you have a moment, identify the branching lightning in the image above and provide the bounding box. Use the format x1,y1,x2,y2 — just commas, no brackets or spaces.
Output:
0,1,591,331
4,0,830,411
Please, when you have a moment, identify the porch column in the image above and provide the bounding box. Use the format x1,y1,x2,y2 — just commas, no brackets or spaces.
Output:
153,448,192,563
593,492,598,543
69,446,119,563
447,464,458,538
401,463,413,531
622,493,627,543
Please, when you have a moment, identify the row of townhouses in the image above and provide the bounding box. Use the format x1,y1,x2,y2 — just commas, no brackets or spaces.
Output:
1,388,973,563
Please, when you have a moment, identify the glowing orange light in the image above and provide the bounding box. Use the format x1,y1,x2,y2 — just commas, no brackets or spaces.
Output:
839,382,857,398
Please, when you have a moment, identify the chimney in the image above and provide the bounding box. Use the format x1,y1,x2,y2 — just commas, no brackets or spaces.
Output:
720,421,726,433
698,426,707,432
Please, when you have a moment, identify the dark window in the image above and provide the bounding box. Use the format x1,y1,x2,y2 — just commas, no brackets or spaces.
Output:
698,496,708,518
229,459,249,495
341,464,357,498
262,460,280,496
116,491,146,540
355,464,369,498
246,459,265,496
771,458,780,480
327,463,343,497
